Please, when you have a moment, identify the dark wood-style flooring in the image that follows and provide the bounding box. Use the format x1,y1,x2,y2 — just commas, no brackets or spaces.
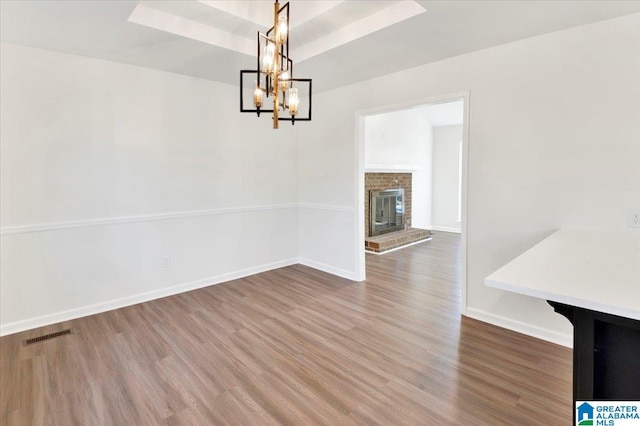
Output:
0,232,572,425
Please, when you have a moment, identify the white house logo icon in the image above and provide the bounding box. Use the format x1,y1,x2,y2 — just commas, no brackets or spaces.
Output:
577,402,594,425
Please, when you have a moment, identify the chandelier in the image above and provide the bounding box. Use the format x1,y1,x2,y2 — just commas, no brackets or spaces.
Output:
240,0,312,129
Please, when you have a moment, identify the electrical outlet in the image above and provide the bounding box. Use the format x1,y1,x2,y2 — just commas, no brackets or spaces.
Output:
162,256,171,268
629,210,640,228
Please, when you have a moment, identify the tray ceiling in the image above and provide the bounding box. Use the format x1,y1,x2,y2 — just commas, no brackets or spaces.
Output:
2,1,640,92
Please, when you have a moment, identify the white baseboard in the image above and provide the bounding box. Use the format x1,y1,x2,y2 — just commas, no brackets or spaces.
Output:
297,257,358,281
0,258,298,337
465,307,572,348
431,226,461,234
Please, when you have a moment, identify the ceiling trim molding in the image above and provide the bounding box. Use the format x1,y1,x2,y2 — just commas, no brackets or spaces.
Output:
295,1,427,63
128,4,255,57
197,0,346,29
128,1,426,62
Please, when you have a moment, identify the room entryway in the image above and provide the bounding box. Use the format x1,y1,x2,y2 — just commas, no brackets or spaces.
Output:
355,92,469,313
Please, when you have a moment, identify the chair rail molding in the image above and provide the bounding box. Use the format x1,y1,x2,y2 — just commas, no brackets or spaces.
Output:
0,204,299,236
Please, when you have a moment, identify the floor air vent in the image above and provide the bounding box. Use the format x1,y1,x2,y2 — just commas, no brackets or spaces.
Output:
24,329,72,346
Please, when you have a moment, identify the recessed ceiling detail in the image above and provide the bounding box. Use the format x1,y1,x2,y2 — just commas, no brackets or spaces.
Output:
128,0,427,63
3,1,640,93
128,3,256,56
198,0,346,29
292,1,426,62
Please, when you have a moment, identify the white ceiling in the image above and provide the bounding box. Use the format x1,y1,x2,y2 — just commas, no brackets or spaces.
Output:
2,1,640,93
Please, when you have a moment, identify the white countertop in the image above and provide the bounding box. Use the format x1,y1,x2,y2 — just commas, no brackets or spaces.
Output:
485,229,640,321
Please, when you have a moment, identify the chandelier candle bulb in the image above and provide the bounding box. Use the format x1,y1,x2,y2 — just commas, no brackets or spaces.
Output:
288,87,299,116
277,15,288,44
262,43,275,73
279,70,290,92
253,82,262,108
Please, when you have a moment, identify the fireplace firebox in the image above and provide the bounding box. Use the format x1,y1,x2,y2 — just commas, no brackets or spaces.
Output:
369,188,404,236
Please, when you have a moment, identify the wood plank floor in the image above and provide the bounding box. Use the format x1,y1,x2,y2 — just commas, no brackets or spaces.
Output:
0,232,572,425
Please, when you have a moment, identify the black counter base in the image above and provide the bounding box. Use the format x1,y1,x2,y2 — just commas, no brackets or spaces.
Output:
548,301,640,401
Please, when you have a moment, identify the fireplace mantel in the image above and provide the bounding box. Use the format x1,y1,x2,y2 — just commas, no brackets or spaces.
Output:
364,163,417,173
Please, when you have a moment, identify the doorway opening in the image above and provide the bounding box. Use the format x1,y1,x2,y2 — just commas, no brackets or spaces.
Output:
355,92,470,314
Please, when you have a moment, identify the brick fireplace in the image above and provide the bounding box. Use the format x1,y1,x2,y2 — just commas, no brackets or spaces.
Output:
365,173,412,237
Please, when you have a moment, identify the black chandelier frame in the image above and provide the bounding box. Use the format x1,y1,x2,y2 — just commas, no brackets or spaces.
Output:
239,1,312,126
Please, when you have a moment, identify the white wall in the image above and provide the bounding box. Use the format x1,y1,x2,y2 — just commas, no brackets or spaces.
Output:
432,125,462,232
364,108,432,228
0,43,299,334
298,13,640,346
3,13,640,343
